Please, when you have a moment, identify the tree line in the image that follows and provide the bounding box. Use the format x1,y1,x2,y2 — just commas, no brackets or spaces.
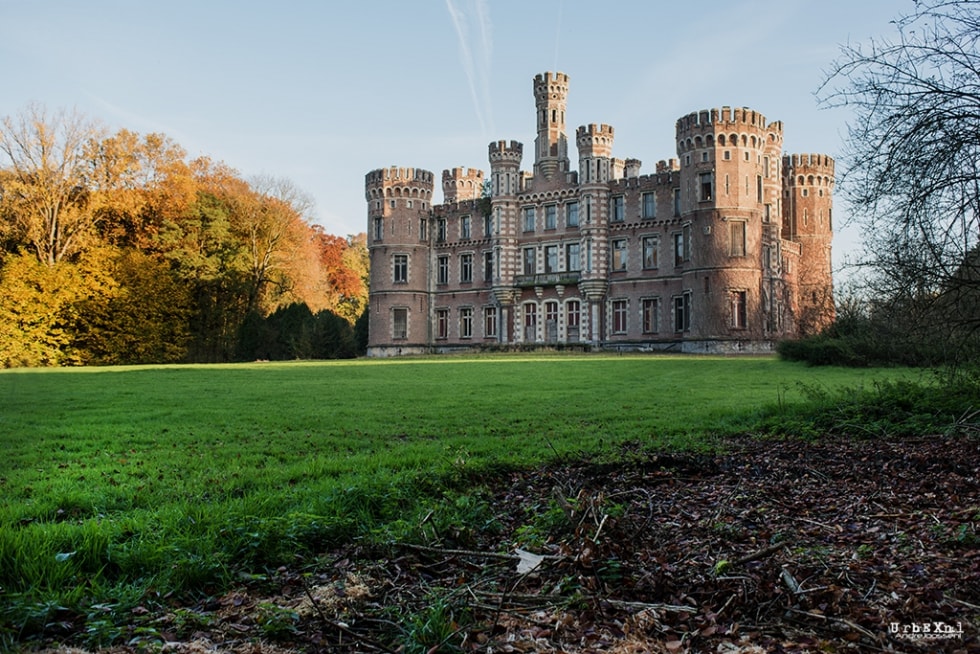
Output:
0,105,368,367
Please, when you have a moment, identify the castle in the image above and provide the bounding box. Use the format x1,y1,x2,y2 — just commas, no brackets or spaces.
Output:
365,72,834,356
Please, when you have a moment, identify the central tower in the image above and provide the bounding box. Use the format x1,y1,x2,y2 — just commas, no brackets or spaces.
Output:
533,71,570,181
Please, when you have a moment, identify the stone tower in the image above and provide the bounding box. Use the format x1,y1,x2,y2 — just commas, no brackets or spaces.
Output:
365,166,435,353
783,154,835,335
674,107,786,339
488,139,524,340
533,72,570,182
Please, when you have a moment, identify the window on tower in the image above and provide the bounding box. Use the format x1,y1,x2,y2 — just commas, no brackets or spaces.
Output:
699,173,713,202
393,254,408,284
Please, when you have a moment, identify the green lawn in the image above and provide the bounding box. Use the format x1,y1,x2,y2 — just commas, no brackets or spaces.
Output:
0,354,920,647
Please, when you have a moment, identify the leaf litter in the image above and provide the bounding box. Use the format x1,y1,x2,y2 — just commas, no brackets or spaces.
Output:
30,435,979,653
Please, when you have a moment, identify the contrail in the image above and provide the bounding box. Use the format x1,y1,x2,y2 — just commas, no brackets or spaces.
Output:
445,0,494,140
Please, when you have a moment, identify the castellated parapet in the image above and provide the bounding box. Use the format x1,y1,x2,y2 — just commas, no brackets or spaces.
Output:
576,124,615,157
366,71,835,356
489,140,524,165
365,166,434,202
442,167,484,204
783,153,835,184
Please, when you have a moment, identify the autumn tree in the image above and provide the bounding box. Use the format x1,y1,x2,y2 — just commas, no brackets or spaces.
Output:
315,229,369,323
818,0,980,361
85,129,195,250
0,104,105,264
73,249,193,364
0,250,115,367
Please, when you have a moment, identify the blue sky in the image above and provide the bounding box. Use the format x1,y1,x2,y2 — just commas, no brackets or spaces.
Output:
1,0,907,276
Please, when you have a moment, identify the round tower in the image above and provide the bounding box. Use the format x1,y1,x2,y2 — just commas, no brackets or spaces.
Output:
442,167,484,204
533,71,570,181
674,107,784,341
365,166,435,355
782,153,835,335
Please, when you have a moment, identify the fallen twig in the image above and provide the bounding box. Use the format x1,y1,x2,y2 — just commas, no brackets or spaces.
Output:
400,542,564,562
733,542,787,566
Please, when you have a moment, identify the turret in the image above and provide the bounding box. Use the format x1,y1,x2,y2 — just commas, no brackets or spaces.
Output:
783,153,835,335
532,72,570,181
442,167,484,204
365,166,435,353
576,123,615,184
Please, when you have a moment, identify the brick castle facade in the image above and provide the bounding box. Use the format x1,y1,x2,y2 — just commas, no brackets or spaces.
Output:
366,71,834,356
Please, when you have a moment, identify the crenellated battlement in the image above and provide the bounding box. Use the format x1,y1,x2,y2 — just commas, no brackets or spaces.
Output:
442,167,485,203
533,71,569,99
365,166,435,187
576,123,615,157
783,153,835,177
489,140,524,165
364,166,434,202
675,106,783,150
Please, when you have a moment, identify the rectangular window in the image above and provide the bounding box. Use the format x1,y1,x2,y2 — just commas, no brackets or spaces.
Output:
612,196,625,222
460,307,473,338
566,242,581,272
460,215,471,240
757,175,763,203
641,192,656,219
545,204,557,229
673,293,691,332
545,301,559,341
393,254,408,283
673,188,681,217
612,239,628,271
673,232,684,266
393,308,408,339
730,221,746,257
612,299,628,334
483,251,493,282
484,213,493,237
484,306,497,338
642,236,658,269
523,207,536,232
437,218,447,242
373,216,383,241
642,298,659,333
566,299,580,340
419,218,427,241
437,255,449,285
566,201,579,227
436,308,449,339
545,245,558,273
523,247,536,275
731,290,747,329
460,253,473,283
699,172,713,202
763,204,771,224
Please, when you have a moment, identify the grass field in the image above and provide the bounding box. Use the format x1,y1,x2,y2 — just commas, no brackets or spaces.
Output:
0,354,926,648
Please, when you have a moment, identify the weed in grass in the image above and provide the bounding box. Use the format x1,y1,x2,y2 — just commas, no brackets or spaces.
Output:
400,591,468,654
255,602,300,640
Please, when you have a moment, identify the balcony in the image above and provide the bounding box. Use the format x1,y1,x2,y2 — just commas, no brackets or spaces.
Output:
514,272,581,288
